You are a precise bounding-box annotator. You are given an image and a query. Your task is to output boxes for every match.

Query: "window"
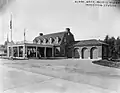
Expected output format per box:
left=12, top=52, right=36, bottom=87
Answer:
left=56, top=36, right=60, bottom=44
left=38, top=40, right=41, bottom=44
left=55, top=47, right=60, bottom=54
left=43, top=38, right=46, bottom=44
left=41, top=40, right=43, bottom=43
left=49, top=37, right=53, bottom=44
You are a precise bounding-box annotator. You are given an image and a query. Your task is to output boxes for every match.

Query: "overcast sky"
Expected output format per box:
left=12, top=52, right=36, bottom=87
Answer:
left=0, top=0, right=120, bottom=44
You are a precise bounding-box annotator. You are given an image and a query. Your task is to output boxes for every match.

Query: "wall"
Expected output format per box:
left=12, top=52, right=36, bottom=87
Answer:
left=68, top=45, right=102, bottom=59
left=102, top=45, right=108, bottom=59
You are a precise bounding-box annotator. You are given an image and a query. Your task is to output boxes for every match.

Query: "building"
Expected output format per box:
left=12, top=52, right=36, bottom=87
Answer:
left=67, top=39, right=108, bottom=59
left=7, top=28, right=108, bottom=59
left=0, top=45, right=7, bottom=56
left=7, top=28, right=75, bottom=59
left=33, top=28, right=75, bottom=58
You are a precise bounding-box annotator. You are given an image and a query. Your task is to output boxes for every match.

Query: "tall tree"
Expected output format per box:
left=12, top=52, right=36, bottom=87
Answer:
left=115, top=37, right=120, bottom=58
left=104, top=35, right=109, bottom=44
left=104, top=35, right=117, bottom=59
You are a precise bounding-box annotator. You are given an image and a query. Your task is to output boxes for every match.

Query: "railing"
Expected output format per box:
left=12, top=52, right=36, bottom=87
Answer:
left=15, top=41, right=33, bottom=44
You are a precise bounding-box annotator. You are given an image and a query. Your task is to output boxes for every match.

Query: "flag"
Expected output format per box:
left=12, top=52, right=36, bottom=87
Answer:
left=24, top=28, right=26, bottom=42
left=10, top=19, right=12, bottom=29
left=10, top=13, right=13, bottom=30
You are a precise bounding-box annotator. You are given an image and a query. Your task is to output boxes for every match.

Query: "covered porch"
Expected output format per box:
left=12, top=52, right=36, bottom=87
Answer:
left=7, top=43, right=55, bottom=59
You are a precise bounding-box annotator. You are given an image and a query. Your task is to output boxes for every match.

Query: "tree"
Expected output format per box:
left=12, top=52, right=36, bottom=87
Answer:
left=115, top=37, right=120, bottom=58
left=104, top=35, right=117, bottom=59
left=104, top=35, right=109, bottom=44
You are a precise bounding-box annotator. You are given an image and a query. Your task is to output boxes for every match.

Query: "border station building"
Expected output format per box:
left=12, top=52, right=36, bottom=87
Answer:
left=7, top=28, right=108, bottom=59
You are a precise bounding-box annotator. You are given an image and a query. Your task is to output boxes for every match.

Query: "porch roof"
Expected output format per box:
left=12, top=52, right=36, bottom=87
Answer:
left=8, top=42, right=55, bottom=47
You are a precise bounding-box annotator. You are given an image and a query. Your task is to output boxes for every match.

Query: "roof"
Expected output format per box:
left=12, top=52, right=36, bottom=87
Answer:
left=73, top=39, right=108, bottom=46
left=0, top=47, right=5, bottom=51
left=34, top=31, right=67, bottom=45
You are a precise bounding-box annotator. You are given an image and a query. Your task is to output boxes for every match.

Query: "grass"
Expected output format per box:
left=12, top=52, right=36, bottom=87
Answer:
left=92, top=60, right=120, bottom=69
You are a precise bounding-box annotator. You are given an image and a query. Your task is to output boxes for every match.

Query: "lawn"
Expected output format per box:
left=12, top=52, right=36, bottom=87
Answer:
left=92, top=60, right=120, bottom=69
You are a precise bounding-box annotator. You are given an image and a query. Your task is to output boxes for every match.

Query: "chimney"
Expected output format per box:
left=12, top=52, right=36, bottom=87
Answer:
left=66, top=28, right=70, bottom=32
left=39, top=33, right=43, bottom=36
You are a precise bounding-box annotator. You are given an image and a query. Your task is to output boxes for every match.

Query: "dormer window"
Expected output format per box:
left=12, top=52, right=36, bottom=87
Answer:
left=41, top=40, right=43, bottom=43
left=38, top=40, right=41, bottom=44
left=43, top=38, right=47, bottom=44
left=49, top=37, right=54, bottom=44
left=56, top=36, right=60, bottom=44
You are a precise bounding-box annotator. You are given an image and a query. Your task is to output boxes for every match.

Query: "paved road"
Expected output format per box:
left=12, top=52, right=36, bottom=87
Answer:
left=0, top=59, right=120, bottom=93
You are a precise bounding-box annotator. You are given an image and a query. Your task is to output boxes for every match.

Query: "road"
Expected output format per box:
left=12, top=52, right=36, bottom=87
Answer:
left=0, top=59, right=120, bottom=93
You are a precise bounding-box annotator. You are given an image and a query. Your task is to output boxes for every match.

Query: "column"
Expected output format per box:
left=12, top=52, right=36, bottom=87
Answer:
left=23, top=45, right=25, bottom=58
left=25, top=46, right=27, bottom=58
left=79, top=48, right=82, bottom=59
left=52, top=47, right=54, bottom=57
left=17, top=46, right=19, bottom=57
left=7, top=46, right=9, bottom=57
left=88, top=49, right=90, bottom=59
left=44, top=47, right=46, bottom=58
left=36, top=46, right=37, bottom=58
left=11, top=46, right=13, bottom=57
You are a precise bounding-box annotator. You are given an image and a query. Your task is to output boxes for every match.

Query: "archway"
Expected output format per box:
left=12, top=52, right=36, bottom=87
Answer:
left=90, top=47, right=98, bottom=59
left=74, top=48, right=80, bottom=58
left=81, top=47, right=89, bottom=59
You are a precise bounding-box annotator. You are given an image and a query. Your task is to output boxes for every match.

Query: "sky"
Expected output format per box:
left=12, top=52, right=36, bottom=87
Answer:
left=0, top=0, right=120, bottom=44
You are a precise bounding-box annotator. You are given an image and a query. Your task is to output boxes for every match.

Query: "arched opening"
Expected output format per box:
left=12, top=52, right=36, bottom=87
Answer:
left=74, top=48, right=80, bottom=58
left=90, top=47, right=98, bottom=59
left=81, top=47, right=89, bottom=59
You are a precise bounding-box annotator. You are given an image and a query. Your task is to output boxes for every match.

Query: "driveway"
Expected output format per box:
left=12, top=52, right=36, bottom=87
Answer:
left=0, top=59, right=120, bottom=93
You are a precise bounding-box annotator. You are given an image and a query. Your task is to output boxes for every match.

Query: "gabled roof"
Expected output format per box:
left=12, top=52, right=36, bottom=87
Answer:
left=34, top=31, right=67, bottom=45
left=73, top=39, right=108, bottom=46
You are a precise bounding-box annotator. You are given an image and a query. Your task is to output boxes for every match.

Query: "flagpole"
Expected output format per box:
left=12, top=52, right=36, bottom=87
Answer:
left=24, top=28, right=26, bottom=43
left=7, top=33, right=9, bottom=42
left=10, top=13, right=13, bottom=42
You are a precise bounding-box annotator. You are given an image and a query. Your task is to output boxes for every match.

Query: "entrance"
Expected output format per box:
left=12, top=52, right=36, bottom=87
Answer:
left=82, top=47, right=89, bottom=59
left=90, top=47, right=98, bottom=59
left=74, top=48, right=80, bottom=58
left=46, top=48, right=52, bottom=57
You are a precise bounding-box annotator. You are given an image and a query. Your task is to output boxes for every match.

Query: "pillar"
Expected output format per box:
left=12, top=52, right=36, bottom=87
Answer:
left=36, top=46, right=37, bottom=58
left=25, top=46, right=27, bottom=58
left=7, top=46, right=9, bottom=57
left=88, top=48, right=90, bottom=59
left=52, top=47, right=54, bottom=57
left=17, top=46, right=19, bottom=57
left=23, top=45, right=25, bottom=58
left=11, top=46, right=13, bottom=57
left=44, top=47, right=46, bottom=58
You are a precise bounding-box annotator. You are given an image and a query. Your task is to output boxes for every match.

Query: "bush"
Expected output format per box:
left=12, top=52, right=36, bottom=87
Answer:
left=92, top=60, right=120, bottom=68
